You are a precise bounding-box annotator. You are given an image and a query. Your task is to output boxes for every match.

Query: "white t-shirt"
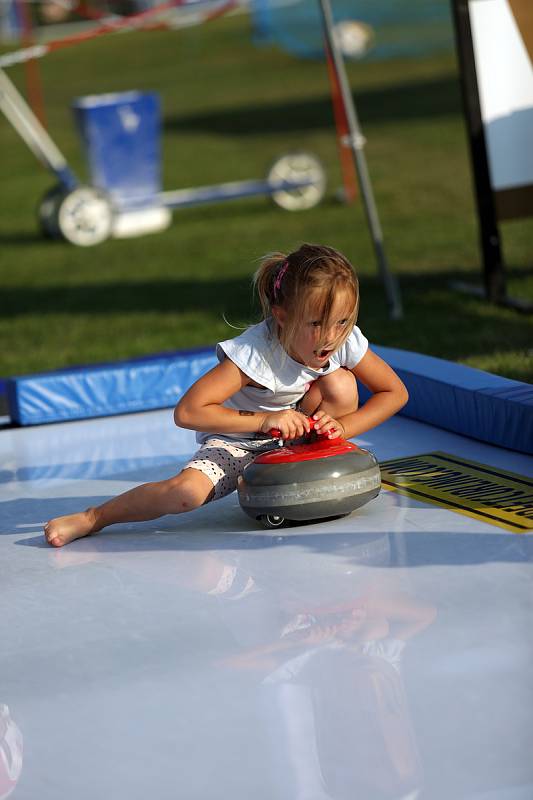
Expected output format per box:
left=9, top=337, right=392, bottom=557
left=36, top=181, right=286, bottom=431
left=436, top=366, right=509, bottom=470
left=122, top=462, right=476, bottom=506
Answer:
left=196, top=318, right=368, bottom=449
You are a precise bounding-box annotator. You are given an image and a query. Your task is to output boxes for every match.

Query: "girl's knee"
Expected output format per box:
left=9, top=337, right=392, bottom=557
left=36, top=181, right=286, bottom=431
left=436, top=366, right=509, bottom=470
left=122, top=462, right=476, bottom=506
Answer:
left=309, top=368, right=358, bottom=414
left=166, top=470, right=214, bottom=512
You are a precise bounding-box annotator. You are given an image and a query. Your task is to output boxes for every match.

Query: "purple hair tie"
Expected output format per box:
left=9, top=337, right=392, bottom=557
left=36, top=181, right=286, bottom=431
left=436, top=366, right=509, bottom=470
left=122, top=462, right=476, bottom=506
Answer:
left=273, top=260, right=289, bottom=301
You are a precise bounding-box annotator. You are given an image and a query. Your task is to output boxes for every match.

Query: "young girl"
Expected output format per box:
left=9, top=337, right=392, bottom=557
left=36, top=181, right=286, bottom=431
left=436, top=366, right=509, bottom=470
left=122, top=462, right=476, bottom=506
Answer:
left=44, top=243, right=408, bottom=548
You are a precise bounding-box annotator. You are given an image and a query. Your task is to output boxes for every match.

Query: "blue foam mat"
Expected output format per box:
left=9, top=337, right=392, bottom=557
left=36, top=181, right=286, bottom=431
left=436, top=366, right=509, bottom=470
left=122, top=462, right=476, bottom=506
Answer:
left=6, top=345, right=533, bottom=454
left=359, top=347, right=533, bottom=455
left=6, top=347, right=217, bottom=426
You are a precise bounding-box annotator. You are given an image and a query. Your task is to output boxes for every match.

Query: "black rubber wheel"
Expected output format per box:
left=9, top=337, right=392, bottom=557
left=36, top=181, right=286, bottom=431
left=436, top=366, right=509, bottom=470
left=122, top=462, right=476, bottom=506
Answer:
left=37, top=184, right=66, bottom=239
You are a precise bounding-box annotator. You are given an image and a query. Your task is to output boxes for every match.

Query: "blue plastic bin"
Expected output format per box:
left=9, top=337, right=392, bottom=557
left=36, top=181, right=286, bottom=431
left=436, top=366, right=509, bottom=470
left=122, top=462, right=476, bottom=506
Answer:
left=72, top=91, right=162, bottom=210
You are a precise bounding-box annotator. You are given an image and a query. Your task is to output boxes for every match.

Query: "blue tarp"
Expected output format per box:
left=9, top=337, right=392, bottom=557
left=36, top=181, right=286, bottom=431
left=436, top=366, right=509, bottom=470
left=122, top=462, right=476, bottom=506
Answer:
left=5, top=345, right=533, bottom=455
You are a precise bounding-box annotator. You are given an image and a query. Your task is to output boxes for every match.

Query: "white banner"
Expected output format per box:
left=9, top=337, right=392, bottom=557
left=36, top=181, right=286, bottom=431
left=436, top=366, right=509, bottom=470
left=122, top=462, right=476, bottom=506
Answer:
left=469, top=0, right=533, bottom=217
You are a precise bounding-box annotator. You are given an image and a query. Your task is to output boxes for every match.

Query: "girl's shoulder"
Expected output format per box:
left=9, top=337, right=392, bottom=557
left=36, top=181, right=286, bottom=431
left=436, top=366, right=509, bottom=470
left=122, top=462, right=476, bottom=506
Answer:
left=217, top=319, right=274, bottom=356
left=216, top=319, right=278, bottom=390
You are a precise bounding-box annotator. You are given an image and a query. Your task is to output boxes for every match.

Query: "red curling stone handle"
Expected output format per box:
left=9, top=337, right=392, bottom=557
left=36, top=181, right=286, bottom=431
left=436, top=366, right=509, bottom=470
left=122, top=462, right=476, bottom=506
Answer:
left=269, top=418, right=333, bottom=440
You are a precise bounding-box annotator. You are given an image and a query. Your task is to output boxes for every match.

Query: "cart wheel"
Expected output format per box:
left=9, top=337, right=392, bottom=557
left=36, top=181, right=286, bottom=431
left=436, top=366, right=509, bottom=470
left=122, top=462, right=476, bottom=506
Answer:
left=259, top=514, right=289, bottom=529
left=38, top=185, right=114, bottom=246
left=268, top=152, right=326, bottom=211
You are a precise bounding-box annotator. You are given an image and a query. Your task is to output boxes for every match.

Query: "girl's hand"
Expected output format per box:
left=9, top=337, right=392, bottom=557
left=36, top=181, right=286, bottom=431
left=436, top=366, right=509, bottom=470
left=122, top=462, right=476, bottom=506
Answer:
left=312, top=410, right=345, bottom=439
left=259, top=410, right=311, bottom=441
left=299, top=624, right=338, bottom=645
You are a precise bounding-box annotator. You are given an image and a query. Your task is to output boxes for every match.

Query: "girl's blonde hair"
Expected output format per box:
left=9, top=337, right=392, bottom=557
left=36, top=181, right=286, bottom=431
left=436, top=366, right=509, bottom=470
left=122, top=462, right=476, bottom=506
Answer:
left=253, top=243, right=360, bottom=354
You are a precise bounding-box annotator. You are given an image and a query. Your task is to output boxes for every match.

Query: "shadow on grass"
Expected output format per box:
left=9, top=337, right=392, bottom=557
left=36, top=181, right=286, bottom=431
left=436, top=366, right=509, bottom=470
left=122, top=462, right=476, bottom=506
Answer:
left=164, top=75, right=462, bottom=137
left=2, top=276, right=254, bottom=318
left=2, top=268, right=532, bottom=374
left=0, top=231, right=49, bottom=246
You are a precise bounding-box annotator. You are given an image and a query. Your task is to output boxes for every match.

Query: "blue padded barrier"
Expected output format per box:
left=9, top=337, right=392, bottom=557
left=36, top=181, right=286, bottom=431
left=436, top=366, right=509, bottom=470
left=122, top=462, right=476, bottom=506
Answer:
left=6, top=344, right=533, bottom=455
left=6, top=347, right=217, bottom=427
left=361, top=347, right=533, bottom=455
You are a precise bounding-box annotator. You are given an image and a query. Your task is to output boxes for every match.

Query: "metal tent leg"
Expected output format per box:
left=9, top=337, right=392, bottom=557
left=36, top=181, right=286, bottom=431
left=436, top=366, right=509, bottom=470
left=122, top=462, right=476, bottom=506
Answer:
left=0, top=67, right=76, bottom=188
left=317, top=0, right=403, bottom=320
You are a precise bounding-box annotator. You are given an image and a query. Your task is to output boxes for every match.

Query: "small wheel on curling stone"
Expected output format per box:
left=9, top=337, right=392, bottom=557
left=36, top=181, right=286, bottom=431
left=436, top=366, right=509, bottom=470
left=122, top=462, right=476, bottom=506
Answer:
left=259, top=514, right=289, bottom=529
left=268, top=152, right=326, bottom=211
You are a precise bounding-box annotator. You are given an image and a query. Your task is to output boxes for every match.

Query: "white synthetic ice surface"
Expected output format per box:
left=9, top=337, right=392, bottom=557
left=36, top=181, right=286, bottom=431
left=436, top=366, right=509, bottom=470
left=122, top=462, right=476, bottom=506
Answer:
left=1, top=411, right=532, bottom=800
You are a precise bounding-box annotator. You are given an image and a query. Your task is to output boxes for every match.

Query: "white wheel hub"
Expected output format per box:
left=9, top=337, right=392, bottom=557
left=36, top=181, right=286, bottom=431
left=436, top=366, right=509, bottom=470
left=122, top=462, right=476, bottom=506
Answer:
left=268, top=152, right=326, bottom=211
left=57, top=187, right=114, bottom=246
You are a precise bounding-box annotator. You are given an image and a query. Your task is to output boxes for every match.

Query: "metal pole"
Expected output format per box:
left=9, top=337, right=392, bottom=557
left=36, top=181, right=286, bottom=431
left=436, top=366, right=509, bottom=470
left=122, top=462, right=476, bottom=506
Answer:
left=0, top=68, right=77, bottom=188
left=317, top=0, right=403, bottom=320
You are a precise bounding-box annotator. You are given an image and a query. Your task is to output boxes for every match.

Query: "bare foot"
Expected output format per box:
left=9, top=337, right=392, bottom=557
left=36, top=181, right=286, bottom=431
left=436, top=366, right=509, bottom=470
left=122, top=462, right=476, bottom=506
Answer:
left=44, top=508, right=100, bottom=547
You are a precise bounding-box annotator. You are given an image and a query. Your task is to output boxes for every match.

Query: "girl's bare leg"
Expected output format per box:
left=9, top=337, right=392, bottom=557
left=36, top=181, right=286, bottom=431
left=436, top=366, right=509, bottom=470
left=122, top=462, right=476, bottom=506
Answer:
left=44, top=468, right=215, bottom=548
left=299, top=368, right=358, bottom=421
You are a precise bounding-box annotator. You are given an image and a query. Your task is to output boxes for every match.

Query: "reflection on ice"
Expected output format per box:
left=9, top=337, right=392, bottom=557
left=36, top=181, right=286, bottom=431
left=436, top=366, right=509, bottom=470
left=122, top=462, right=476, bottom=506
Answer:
left=157, top=535, right=435, bottom=800
left=0, top=705, right=22, bottom=800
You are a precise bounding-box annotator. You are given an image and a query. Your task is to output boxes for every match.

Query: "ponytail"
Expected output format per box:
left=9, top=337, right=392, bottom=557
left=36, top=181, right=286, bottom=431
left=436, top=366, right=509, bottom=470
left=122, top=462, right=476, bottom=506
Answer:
left=253, top=251, right=288, bottom=319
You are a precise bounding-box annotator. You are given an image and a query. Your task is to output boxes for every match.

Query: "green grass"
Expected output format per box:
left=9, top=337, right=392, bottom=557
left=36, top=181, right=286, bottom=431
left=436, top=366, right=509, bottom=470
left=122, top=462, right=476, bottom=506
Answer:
left=1, top=15, right=532, bottom=383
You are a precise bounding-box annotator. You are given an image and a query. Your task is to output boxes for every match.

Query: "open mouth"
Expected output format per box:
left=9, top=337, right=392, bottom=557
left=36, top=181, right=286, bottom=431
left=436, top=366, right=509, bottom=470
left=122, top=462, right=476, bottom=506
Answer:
left=314, top=348, right=332, bottom=359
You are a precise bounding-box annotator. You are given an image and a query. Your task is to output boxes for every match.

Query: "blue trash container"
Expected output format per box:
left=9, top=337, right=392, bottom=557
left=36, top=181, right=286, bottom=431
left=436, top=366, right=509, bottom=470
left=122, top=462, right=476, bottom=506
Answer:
left=72, top=91, right=162, bottom=211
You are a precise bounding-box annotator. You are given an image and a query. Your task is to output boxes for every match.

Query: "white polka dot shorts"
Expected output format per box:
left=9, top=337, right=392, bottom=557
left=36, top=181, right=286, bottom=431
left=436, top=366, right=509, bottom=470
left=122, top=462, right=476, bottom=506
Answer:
left=184, top=438, right=260, bottom=501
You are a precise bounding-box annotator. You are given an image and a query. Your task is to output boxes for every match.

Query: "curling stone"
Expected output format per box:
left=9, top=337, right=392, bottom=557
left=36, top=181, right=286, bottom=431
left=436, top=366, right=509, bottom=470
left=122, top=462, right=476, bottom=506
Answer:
left=237, top=425, right=381, bottom=529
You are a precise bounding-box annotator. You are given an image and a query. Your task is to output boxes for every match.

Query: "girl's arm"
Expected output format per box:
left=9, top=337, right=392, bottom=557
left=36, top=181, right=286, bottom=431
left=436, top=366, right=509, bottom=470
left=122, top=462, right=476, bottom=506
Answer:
left=338, top=348, right=408, bottom=438
left=174, top=357, right=311, bottom=439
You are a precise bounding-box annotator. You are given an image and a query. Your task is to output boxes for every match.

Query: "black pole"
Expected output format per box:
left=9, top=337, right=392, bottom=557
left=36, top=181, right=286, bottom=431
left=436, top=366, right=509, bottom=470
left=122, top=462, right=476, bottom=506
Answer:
left=450, top=0, right=506, bottom=304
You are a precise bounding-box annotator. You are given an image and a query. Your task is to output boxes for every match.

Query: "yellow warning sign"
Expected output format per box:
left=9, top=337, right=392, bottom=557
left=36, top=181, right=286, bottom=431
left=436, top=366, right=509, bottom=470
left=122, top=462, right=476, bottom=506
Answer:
left=380, top=452, right=533, bottom=533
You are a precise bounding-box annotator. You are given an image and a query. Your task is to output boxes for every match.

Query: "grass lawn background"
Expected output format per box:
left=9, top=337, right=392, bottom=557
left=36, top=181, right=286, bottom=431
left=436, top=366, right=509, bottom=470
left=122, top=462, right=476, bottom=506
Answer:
left=1, top=12, right=532, bottom=385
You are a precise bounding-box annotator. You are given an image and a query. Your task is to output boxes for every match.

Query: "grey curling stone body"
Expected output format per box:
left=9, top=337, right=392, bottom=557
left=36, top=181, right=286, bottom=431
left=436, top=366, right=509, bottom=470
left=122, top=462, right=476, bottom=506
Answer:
left=238, top=438, right=381, bottom=527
